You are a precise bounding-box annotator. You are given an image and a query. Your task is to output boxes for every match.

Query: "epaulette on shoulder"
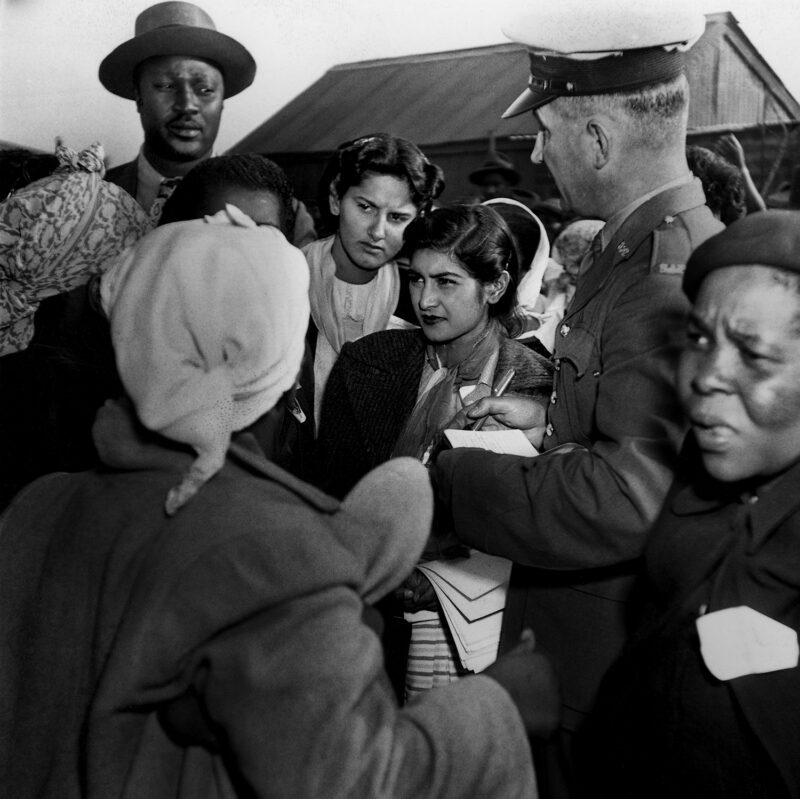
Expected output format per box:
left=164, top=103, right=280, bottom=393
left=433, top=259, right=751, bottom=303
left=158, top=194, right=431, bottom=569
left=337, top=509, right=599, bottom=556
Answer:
left=649, top=214, right=693, bottom=277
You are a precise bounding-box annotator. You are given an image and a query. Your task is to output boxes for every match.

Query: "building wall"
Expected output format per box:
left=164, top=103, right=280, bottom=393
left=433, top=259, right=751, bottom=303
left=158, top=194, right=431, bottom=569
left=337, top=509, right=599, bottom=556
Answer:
left=271, top=123, right=799, bottom=225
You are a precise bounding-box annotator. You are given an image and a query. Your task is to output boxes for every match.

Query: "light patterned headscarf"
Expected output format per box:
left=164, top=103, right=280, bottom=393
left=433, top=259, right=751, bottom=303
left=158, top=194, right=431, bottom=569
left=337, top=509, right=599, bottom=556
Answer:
left=101, top=206, right=311, bottom=515
left=0, top=142, right=151, bottom=355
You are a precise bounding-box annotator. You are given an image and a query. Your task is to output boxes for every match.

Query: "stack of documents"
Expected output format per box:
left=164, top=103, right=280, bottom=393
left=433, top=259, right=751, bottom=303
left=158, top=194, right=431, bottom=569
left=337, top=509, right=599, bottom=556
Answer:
left=417, top=551, right=512, bottom=673
left=443, top=428, right=538, bottom=456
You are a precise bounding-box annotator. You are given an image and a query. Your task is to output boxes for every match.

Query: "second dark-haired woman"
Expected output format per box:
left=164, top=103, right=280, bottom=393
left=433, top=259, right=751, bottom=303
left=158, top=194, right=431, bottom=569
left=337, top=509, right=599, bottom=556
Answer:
left=317, top=204, right=553, bottom=698
left=302, top=133, right=445, bottom=424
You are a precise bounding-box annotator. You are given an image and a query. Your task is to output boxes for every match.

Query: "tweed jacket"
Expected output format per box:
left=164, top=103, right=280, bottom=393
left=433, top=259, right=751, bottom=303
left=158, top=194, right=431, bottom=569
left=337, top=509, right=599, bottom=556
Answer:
left=0, top=416, right=537, bottom=799
left=433, top=180, right=724, bottom=729
left=317, top=327, right=553, bottom=499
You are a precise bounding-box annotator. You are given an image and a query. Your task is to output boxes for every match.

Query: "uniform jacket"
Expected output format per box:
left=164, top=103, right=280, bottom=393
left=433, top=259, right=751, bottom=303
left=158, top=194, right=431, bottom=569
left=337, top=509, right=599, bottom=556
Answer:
left=0, top=412, right=537, bottom=799
left=585, top=445, right=800, bottom=798
left=317, top=327, right=553, bottom=499
left=434, top=180, right=723, bottom=728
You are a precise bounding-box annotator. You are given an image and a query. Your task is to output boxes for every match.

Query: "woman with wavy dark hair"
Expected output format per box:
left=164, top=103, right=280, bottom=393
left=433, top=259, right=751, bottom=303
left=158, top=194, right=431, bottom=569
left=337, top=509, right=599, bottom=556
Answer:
left=317, top=204, right=553, bottom=700
left=303, top=133, right=445, bottom=423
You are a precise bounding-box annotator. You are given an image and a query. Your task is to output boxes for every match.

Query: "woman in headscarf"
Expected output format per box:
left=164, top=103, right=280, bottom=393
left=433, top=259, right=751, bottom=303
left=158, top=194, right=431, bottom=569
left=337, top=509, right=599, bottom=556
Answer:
left=302, top=133, right=445, bottom=424
left=0, top=207, right=559, bottom=798
left=317, top=204, right=553, bottom=700
left=481, top=196, right=559, bottom=356
left=0, top=142, right=150, bottom=507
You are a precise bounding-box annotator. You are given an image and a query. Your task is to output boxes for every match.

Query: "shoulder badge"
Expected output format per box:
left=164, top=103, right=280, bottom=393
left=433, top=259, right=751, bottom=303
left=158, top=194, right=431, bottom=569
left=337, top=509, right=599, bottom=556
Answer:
left=650, top=220, right=691, bottom=277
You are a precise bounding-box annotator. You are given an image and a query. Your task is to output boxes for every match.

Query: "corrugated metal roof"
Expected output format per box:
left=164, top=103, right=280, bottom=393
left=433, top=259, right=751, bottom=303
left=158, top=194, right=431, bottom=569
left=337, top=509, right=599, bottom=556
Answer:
left=231, top=12, right=800, bottom=155
left=233, top=43, right=533, bottom=153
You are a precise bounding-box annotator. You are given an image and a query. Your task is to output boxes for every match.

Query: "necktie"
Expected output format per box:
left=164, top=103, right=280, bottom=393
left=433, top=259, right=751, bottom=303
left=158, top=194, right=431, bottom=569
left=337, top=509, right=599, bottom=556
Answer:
left=578, top=231, right=604, bottom=276
left=149, top=177, right=181, bottom=225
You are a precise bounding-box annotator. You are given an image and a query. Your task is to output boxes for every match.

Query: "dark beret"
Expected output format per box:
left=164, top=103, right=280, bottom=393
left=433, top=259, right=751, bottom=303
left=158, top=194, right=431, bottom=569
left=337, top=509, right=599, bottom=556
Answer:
left=683, top=210, right=800, bottom=301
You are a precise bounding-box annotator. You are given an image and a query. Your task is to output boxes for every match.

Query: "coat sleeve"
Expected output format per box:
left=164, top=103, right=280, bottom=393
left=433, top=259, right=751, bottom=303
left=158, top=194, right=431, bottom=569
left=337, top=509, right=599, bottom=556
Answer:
left=315, top=343, right=371, bottom=498
left=433, top=268, right=688, bottom=571
left=189, top=588, right=538, bottom=799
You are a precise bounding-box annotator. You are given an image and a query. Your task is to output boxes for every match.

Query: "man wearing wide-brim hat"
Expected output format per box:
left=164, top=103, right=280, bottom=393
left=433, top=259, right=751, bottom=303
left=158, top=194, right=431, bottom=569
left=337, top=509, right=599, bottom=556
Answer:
left=100, top=1, right=256, bottom=216
left=431, top=2, right=724, bottom=796
left=468, top=149, right=541, bottom=206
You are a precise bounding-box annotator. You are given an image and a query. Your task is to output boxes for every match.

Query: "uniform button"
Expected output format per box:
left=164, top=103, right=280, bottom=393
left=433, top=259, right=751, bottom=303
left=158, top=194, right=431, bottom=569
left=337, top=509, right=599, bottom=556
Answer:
left=554, top=358, right=561, bottom=371
left=545, top=423, right=554, bottom=437
left=560, top=324, right=570, bottom=337
left=550, top=391, right=557, bottom=405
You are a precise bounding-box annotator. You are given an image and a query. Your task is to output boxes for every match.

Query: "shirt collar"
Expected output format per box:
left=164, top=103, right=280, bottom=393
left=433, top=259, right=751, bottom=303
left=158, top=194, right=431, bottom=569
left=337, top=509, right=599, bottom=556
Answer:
left=135, top=149, right=217, bottom=212
left=135, top=148, right=166, bottom=212
left=599, top=173, right=694, bottom=252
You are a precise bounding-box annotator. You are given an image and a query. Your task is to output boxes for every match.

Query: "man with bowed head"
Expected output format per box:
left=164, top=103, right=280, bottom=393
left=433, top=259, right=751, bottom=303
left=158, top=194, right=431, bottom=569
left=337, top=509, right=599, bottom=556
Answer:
left=430, top=2, right=724, bottom=796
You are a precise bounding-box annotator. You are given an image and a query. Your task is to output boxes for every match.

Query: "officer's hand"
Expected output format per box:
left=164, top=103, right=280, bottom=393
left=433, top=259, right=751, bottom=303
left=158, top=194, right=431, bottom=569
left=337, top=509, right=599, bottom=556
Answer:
left=465, top=396, right=547, bottom=434
left=483, top=629, right=561, bottom=739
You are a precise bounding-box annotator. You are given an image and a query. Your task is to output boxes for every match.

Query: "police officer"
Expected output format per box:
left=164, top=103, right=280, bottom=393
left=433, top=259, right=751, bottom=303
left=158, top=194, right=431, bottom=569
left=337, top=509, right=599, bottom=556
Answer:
left=430, top=3, right=724, bottom=797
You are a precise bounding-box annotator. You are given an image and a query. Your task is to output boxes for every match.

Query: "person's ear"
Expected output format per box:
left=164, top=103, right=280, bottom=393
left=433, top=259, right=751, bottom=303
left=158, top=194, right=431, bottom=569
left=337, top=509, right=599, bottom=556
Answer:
left=328, top=182, right=341, bottom=217
left=486, top=270, right=510, bottom=305
left=587, top=119, right=611, bottom=169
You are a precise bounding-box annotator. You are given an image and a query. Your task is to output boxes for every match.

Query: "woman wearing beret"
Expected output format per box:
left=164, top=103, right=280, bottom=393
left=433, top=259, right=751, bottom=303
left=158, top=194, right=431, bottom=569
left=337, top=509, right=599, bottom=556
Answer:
left=584, top=210, right=800, bottom=799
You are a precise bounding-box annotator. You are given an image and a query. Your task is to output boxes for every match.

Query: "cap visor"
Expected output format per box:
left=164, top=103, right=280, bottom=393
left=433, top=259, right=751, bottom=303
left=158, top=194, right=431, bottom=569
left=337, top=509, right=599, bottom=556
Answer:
left=501, top=87, right=555, bottom=119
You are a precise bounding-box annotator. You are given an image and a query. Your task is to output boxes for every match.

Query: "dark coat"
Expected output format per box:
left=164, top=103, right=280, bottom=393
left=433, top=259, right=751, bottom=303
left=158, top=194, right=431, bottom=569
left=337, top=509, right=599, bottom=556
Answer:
left=584, top=444, right=800, bottom=799
left=433, top=180, right=724, bottom=733
left=0, top=418, right=537, bottom=799
left=105, top=159, right=138, bottom=198
left=317, top=328, right=553, bottom=499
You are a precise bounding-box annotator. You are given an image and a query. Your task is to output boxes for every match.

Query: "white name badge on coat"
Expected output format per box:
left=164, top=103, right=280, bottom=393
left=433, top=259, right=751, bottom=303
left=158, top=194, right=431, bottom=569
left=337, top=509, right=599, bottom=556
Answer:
left=696, top=606, right=799, bottom=681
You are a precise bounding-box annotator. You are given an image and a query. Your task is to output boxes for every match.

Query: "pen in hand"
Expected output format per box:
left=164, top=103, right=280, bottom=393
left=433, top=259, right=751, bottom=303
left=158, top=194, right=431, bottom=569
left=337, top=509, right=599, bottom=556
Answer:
left=470, top=368, right=515, bottom=431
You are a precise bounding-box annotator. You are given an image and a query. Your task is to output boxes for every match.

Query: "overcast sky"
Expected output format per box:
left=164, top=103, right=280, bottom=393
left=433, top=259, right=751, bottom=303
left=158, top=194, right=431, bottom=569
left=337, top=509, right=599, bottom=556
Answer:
left=2, top=0, right=799, bottom=166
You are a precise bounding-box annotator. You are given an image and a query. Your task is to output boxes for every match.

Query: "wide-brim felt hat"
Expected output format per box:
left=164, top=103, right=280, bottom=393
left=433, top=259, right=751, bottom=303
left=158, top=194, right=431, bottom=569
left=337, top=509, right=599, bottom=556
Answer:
left=99, top=2, right=256, bottom=100
left=469, top=152, right=521, bottom=185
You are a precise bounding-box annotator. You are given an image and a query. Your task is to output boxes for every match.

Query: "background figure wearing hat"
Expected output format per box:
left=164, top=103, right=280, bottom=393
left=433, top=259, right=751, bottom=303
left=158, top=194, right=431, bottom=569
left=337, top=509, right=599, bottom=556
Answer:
left=429, top=3, right=723, bottom=797
left=582, top=211, right=800, bottom=799
left=0, top=210, right=559, bottom=798
left=98, top=2, right=317, bottom=247
left=469, top=149, right=540, bottom=206
left=99, top=2, right=255, bottom=217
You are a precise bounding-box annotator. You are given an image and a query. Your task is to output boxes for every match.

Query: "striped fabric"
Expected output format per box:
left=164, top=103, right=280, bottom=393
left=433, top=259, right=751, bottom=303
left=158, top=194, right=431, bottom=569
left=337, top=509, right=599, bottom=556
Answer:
left=405, top=613, right=467, bottom=702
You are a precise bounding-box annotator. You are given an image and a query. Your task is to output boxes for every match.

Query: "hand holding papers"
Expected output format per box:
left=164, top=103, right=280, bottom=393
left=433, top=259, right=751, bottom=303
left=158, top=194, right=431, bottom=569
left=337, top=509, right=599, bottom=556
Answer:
left=416, top=551, right=512, bottom=673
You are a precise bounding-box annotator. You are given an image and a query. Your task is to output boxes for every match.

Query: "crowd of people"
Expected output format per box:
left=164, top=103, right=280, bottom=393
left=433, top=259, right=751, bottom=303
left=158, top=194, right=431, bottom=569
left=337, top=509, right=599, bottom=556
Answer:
left=1, top=1, right=799, bottom=798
